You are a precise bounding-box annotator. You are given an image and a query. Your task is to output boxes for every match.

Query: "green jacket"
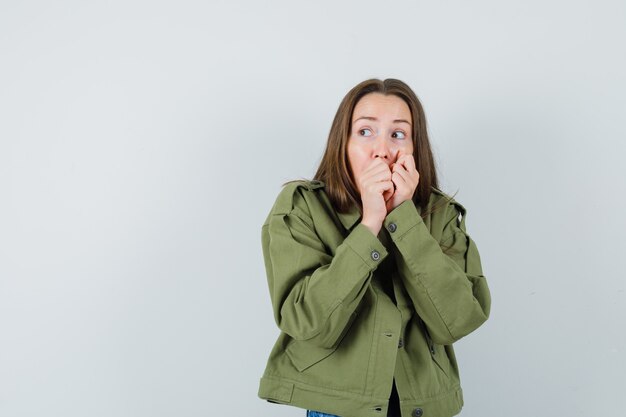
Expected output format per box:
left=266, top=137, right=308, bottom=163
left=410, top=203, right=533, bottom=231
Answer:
left=257, top=180, right=491, bottom=417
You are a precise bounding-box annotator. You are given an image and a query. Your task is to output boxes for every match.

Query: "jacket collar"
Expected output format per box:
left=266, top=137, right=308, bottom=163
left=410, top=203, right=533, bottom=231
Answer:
left=337, top=203, right=362, bottom=231
left=311, top=179, right=362, bottom=231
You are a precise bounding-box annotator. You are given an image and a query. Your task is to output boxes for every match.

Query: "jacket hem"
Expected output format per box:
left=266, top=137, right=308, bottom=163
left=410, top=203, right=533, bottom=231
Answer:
left=258, top=375, right=463, bottom=417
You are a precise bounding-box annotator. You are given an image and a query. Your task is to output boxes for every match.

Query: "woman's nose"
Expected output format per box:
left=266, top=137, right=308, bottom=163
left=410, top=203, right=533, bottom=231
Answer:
left=373, top=138, right=391, bottom=160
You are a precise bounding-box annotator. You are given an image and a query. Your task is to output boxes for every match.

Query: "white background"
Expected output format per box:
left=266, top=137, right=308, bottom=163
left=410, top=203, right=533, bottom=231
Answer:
left=1, top=1, right=625, bottom=416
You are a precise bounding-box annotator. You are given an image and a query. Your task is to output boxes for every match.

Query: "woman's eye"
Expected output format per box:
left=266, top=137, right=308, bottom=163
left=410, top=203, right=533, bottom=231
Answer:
left=392, top=131, right=406, bottom=139
left=359, top=128, right=373, bottom=137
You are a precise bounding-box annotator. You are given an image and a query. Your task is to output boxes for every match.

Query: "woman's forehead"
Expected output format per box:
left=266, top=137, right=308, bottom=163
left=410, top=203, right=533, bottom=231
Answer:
left=352, top=94, right=412, bottom=124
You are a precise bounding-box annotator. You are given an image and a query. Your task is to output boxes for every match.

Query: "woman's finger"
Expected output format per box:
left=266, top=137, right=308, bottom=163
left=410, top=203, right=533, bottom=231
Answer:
left=392, top=165, right=409, bottom=185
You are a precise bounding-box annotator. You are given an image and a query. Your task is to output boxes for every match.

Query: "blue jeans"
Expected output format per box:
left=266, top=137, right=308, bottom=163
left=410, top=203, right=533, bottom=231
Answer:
left=307, top=411, right=340, bottom=417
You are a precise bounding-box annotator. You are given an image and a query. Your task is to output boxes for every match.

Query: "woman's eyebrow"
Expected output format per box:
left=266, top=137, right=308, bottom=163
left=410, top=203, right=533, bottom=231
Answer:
left=353, top=116, right=411, bottom=125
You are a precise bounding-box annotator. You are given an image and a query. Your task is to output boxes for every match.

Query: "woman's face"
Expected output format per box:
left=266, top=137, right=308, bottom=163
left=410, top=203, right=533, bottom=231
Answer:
left=347, top=93, right=414, bottom=194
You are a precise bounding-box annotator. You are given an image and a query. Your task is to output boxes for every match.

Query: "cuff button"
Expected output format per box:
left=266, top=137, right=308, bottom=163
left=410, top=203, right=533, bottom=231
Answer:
left=387, top=223, right=397, bottom=233
left=371, top=250, right=380, bottom=261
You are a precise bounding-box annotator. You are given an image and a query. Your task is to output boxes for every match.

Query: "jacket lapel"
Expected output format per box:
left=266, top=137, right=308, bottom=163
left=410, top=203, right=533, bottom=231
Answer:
left=337, top=203, right=361, bottom=231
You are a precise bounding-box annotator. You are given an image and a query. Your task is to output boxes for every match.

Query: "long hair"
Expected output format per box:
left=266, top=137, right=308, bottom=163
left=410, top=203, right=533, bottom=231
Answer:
left=285, top=78, right=452, bottom=217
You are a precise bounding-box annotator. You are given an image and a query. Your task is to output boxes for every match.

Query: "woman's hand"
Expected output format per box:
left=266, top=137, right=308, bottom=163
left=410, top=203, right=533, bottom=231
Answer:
left=358, top=157, right=395, bottom=236
left=385, top=149, right=420, bottom=213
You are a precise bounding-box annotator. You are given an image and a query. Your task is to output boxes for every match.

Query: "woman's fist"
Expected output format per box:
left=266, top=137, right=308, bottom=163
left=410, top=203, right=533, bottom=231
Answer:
left=385, top=149, right=420, bottom=213
left=357, top=157, right=394, bottom=235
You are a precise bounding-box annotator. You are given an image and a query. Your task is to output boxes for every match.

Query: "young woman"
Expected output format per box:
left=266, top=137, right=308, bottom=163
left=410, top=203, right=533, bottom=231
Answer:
left=257, top=78, right=491, bottom=417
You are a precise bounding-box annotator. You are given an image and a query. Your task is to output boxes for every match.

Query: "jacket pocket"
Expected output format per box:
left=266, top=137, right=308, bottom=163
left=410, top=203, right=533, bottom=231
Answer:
left=430, top=343, right=451, bottom=379
left=285, top=310, right=358, bottom=372
left=419, top=317, right=450, bottom=379
left=285, top=339, right=339, bottom=372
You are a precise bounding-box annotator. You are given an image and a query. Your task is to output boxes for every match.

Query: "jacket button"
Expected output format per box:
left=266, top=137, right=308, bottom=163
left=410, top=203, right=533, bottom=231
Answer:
left=398, top=337, right=404, bottom=348
left=387, top=222, right=397, bottom=233
left=371, top=250, right=380, bottom=261
left=412, top=408, right=423, bottom=417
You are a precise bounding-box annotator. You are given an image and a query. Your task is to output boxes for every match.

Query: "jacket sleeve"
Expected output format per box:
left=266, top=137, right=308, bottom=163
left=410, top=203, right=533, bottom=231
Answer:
left=262, top=199, right=389, bottom=349
left=384, top=198, right=491, bottom=345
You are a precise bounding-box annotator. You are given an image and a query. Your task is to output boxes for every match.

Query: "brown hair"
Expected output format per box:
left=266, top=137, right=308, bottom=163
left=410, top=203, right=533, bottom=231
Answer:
left=284, top=78, right=455, bottom=218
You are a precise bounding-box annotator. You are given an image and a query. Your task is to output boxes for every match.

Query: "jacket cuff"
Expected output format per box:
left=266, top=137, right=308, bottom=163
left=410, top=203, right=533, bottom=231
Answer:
left=344, top=223, right=389, bottom=270
left=383, top=199, right=423, bottom=237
